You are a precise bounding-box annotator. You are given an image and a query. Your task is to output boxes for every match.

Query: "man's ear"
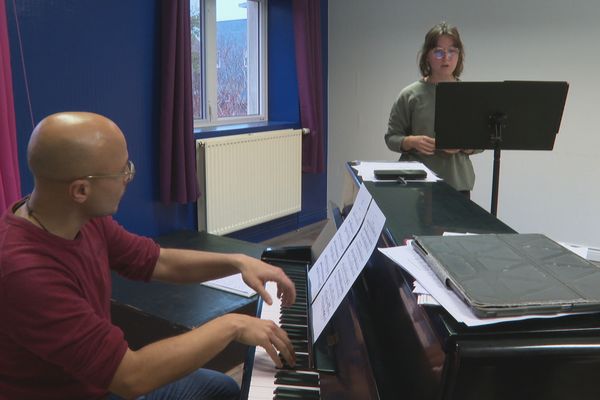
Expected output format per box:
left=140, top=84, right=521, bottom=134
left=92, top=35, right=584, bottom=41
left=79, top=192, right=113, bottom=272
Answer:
left=69, top=179, right=90, bottom=204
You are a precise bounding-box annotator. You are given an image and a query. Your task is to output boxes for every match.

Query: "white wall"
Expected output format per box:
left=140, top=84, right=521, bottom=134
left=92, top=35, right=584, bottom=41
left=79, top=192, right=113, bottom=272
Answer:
left=328, top=0, right=600, bottom=248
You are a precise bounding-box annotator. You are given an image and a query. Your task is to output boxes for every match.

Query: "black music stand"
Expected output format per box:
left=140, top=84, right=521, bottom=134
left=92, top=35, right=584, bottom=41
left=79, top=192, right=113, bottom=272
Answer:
left=434, top=81, right=569, bottom=216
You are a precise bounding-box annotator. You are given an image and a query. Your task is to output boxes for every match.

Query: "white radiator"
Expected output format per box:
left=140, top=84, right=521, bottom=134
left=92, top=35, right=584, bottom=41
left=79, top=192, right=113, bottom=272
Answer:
left=196, top=129, right=302, bottom=235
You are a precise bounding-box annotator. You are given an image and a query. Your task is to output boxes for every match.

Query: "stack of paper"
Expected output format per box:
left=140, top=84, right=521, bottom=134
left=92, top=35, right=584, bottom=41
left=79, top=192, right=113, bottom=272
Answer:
left=202, top=274, right=257, bottom=297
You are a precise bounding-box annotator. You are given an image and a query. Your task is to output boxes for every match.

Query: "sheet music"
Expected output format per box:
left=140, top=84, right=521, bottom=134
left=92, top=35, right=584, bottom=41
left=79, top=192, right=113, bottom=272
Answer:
left=311, top=200, right=386, bottom=342
left=413, top=281, right=440, bottom=305
left=351, top=161, right=441, bottom=182
left=379, top=244, right=583, bottom=326
left=202, top=274, right=256, bottom=297
left=558, top=242, right=588, bottom=259
left=308, top=184, right=372, bottom=300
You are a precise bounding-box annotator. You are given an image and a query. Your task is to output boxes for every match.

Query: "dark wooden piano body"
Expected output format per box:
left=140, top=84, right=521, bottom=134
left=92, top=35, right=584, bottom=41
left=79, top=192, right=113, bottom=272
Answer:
left=351, top=167, right=600, bottom=400
left=242, top=163, right=600, bottom=399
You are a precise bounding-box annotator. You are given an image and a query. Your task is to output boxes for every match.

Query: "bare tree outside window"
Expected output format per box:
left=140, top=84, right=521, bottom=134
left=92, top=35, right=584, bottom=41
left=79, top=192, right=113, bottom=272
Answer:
left=217, top=18, right=248, bottom=117
left=190, top=2, right=204, bottom=120
left=190, top=0, right=266, bottom=127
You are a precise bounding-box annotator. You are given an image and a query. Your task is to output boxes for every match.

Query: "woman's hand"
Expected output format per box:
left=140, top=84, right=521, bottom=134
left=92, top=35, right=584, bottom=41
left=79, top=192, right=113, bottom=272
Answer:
left=403, top=135, right=436, bottom=155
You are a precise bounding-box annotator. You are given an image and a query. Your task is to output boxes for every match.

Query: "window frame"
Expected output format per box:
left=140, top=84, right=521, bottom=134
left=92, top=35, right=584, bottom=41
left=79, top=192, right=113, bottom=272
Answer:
left=193, top=0, right=269, bottom=129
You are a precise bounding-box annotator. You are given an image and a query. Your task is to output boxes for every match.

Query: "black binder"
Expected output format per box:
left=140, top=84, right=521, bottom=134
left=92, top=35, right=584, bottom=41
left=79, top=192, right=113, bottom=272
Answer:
left=412, top=233, right=600, bottom=318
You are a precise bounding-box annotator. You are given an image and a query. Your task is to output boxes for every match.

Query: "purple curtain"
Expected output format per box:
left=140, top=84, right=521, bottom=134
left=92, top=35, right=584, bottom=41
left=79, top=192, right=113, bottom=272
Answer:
left=0, top=0, right=21, bottom=211
left=158, top=0, right=199, bottom=204
left=293, top=0, right=325, bottom=174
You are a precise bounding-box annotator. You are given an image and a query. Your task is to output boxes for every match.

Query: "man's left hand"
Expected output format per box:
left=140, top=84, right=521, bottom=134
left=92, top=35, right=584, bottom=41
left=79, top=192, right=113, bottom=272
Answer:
left=237, top=256, right=296, bottom=306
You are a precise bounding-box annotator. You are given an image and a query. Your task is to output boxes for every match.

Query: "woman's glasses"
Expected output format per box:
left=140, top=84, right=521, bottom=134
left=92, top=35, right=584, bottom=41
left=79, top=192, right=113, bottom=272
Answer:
left=432, top=47, right=460, bottom=60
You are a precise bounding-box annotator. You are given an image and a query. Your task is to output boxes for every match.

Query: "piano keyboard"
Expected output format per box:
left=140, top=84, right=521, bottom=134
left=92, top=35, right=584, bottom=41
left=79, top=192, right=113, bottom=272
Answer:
left=246, top=265, right=321, bottom=399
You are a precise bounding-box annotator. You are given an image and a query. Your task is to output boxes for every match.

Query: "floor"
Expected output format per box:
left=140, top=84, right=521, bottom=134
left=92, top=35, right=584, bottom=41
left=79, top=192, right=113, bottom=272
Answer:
left=225, top=219, right=328, bottom=385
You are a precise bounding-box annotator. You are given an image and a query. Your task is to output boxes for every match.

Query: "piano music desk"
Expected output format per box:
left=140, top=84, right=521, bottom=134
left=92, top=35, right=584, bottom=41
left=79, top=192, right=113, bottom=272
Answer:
left=111, top=230, right=263, bottom=374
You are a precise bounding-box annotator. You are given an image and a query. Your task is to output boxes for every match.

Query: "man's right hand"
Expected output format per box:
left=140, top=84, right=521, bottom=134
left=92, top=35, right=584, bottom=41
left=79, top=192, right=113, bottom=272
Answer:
left=227, top=314, right=296, bottom=368
left=110, top=311, right=295, bottom=398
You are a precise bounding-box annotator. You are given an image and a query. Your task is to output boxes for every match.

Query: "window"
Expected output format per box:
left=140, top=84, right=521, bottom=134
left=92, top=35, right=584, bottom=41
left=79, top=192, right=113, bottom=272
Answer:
left=190, top=0, right=267, bottom=128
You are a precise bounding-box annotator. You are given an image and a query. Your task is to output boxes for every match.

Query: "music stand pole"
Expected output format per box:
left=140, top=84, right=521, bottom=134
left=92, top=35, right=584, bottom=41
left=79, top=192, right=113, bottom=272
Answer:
left=491, top=148, right=500, bottom=216
left=489, top=113, right=507, bottom=216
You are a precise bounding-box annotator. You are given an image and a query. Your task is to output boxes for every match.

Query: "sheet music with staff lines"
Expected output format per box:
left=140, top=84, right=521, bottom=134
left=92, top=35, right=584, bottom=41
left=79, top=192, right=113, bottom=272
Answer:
left=308, top=184, right=373, bottom=298
left=309, top=184, right=386, bottom=342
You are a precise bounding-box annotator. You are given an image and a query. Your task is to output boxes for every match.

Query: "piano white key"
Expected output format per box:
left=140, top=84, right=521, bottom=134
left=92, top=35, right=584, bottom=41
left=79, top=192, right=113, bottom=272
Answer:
left=259, top=282, right=282, bottom=322
left=247, top=282, right=283, bottom=397
left=247, top=349, right=279, bottom=399
left=247, top=281, right=320, bottom=399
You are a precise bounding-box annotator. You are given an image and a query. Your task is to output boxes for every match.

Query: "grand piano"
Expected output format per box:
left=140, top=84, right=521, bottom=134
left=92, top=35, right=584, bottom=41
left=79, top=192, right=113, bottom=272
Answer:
left=240, top=162, right=600, bottom=399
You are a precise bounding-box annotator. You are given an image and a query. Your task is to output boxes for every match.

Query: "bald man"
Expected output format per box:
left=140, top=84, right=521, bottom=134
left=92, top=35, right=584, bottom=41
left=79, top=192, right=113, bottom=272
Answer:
left=0, top=112, right=296, bottom=400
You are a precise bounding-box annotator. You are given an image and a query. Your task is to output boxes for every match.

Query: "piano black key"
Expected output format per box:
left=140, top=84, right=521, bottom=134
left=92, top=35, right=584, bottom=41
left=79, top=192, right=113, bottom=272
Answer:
left=273, top=386, right=320, bottom=399
left=281, top=308, right=307, bottom=317
left=281, top=327, right=307, bottom=341
left=282, top=308, right=305, bottom=313
left=285, top=304, right=307, bottom=312
left=279, top=353, right=310, bottom=369
left=280, top=315, right=308, bottom=325
left=285, top=267, right=306, bottom=274
left=275, top=370, right=320, bottom=387
left=291, top=341, right=309, bottom=353
left=284, top=268, right=304, bottom=274
left=281, top=324, right=307, bottom=334
left=284, top=274, right=306, bottom=282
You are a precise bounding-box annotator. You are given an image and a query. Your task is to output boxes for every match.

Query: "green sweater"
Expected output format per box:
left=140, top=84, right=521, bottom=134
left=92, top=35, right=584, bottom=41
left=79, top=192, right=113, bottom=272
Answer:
left=385, top=80, right=477, bottom=191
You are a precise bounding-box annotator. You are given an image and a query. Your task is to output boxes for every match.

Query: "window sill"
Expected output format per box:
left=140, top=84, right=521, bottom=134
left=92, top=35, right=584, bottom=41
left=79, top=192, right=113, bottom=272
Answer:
left=194, top=121, right=299, bottom=140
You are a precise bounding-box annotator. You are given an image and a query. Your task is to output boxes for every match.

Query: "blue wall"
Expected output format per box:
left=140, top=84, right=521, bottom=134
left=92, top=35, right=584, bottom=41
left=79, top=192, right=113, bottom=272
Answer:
left=6, top=0, right=327, bottom=241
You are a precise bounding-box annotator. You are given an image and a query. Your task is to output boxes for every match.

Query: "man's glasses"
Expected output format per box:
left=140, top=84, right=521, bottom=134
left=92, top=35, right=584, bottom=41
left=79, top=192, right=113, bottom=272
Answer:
left=432, top=47, right=460, bottom=60
left=84, top=160, right=136, bottom=183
